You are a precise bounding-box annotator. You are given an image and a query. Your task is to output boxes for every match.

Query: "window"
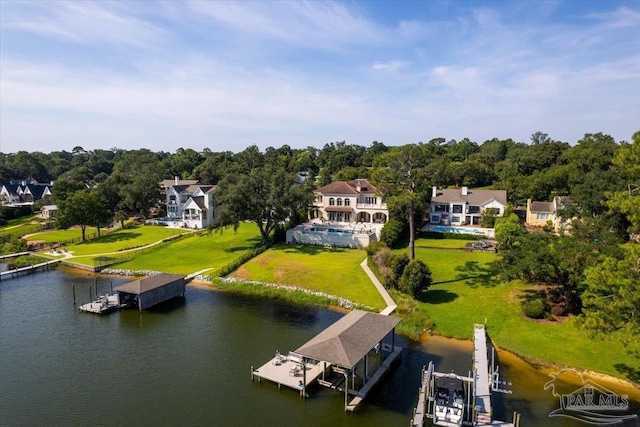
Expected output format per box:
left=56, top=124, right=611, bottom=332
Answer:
left=536, top=213, right=550, bottom=220
left=329, top=198, right=335, bottom=206
left=452, top=216, right=461, bottom=223
left=344, top=198, right=350, bottom=206
left=317, top=195, right=323, bottom=203
left=453, top=205, right=463, bottom=214
left=468, top=206, right=480, bottom=214
left=344, top=213, right=351, bottom=222
left=365, top=196, right=377, bottom=205
left=329, top=212, right=336, bottom=221
left=337, top=198, right=342, bottom=206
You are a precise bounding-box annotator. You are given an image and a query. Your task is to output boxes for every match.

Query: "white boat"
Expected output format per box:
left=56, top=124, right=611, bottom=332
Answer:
left=433, top=374, right=466, bottom=426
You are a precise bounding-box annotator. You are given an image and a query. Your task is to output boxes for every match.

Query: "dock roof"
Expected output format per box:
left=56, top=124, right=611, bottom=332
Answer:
left=115, top=273, right=184, bottom=295
left=295, top=310, right=400, bottom=369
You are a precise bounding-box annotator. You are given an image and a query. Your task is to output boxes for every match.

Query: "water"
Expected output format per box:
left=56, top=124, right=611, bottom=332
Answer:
left=1, top=269, right=639, bottom=426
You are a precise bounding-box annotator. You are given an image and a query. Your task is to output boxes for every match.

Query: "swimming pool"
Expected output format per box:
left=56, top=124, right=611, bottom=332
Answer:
left=428, top=225, right=485, bottom=235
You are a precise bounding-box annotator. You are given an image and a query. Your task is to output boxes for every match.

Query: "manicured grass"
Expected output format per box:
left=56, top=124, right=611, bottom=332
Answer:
left=114, top=223, right=261, bottom=275
left=26, top=226, right=99, bottom=243
left=0, top=215, right=40, bottom=228
left=231, top=244, right=386, bottom=310
left=57, top=225, right=189, bottom=256
left=404, top=238, right=639, bottom=382
left=0, top=222, right=43, bottom=239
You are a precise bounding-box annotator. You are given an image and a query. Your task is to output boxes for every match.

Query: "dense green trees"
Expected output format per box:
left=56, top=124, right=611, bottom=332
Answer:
left=213, top=148, right=311, bottom=245
left=2, top=131, right=640, bottom=339
left=57, top=190, right=110, bottom=241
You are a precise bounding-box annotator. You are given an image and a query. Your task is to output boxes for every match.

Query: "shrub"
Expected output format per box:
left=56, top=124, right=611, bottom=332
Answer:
left=380, top=218, right=405, bottom=248
left=521, top=299, right=547, bottom=319
left=365, top=240, right=386, bottom=256
left=550, top=305, right=565, bottom=317
left=399, top=259, right=432, bottom=298
left=373, top=247, right=394, bottom=285
left=389, top=253, right=409, bottom=290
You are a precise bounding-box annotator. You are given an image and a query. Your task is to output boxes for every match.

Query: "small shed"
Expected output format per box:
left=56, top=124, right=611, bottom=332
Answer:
left=40, top=204, right=58, bottom=219
left=115, top=273, right=185, bottom=311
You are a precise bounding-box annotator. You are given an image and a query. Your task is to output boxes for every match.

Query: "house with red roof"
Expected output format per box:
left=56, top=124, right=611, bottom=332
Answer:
left=310, top=179, right=388, bottom=225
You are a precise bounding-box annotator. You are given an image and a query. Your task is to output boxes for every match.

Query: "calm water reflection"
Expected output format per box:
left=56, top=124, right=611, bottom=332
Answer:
left=1, top=268, right=638, bottom=426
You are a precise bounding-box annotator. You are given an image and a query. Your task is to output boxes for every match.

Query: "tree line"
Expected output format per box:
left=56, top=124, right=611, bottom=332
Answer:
left=1, top=131, right=639, bottom=347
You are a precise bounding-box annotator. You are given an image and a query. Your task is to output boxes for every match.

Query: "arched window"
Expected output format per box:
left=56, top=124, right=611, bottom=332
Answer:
left=329, top=198, right=335, bottom=206
left=344, top=198, right=350, bottom=206
left=337, top=198, right=343, bottom=206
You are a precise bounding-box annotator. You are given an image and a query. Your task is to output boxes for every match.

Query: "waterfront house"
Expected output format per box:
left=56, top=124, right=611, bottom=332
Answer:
left=0, top=179, right=53, bottom=206
left=429, top=186, right=507, bottom=226
left=310, top=179, right=388, bottom=225
left=165, top=182, right=216, bottom=229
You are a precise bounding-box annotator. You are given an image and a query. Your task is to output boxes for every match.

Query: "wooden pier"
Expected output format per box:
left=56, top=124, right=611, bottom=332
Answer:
left=78, top=294, right=121, bottom=314
left=411, top=324, right=519, bottom=427
left=251, top=351, right=328, bottom=396
left=0, top=259, right=61, bottom=281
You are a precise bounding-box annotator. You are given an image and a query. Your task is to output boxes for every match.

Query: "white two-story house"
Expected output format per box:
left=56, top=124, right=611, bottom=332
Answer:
left=165, top=183, right=216, bottom=229
left=310, top=179, right=388, bottom=225
left=429, top=186, right=507, bottom=226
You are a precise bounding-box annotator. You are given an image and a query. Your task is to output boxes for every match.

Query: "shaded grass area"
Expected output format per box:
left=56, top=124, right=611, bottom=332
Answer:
left=115, top=223, right=261, bottom=275
left=231, top=244, right=386, bottom=310
left=26, top=227, right=98, bottom=243
left=403, top=238, right=640, bottom=382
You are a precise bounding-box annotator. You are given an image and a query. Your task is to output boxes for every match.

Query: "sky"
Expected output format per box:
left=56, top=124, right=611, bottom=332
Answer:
left=1, top=0, right=639, bottom=154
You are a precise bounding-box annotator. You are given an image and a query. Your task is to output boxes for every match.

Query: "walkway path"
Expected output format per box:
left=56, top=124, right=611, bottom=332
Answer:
left=360, top=258, right=397, bottom=315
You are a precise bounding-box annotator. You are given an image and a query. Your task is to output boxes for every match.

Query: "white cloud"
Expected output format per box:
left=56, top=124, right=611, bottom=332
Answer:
left=186, top=0, right=386, bottom=49
left=3, top=1, right=166, bottom=48
left=372, top=60, right=407, bottom=72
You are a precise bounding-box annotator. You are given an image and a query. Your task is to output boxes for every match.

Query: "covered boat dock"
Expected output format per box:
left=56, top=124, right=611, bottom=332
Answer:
left=115, top=273, right=185, bottom=311
left=252, top=310, right=402, bottom=411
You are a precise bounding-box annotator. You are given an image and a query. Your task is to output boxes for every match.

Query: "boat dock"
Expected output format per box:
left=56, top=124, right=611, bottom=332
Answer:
left=411, top=324, right=519, bottom=426
left=252, top=352, right=329, bottom=396
left=345, top=344, right=402, bottom=411
left=0, top=258, right=61, bottom=281
left=78, top=294, right=121, bottom=314
left=253, top=310, right=402, bottom=411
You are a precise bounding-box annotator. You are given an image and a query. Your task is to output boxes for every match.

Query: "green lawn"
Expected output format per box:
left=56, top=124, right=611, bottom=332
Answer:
left=1, top=222, right=43, bottom=240
left=57, top=225, right=189, bottom=256
left=231, top=244, right=386, bottom=310
left=115, top=223, right=261, bottom=275
left=403, top=238, right=639, bottom=382
left=26, top=226, right=98, bottom=243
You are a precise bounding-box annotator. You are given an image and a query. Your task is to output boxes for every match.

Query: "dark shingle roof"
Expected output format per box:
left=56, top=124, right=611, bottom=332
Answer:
left=432, top=188, right=507, bottom=206
left=295, top=310, right=400, bottom=368
left=115, top=273, right=185, bottom=295
left=529, top=201, right=554, bottom=213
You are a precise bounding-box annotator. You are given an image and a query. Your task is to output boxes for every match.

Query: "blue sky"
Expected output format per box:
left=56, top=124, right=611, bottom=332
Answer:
left=1, top=0, right=639, bottom=154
